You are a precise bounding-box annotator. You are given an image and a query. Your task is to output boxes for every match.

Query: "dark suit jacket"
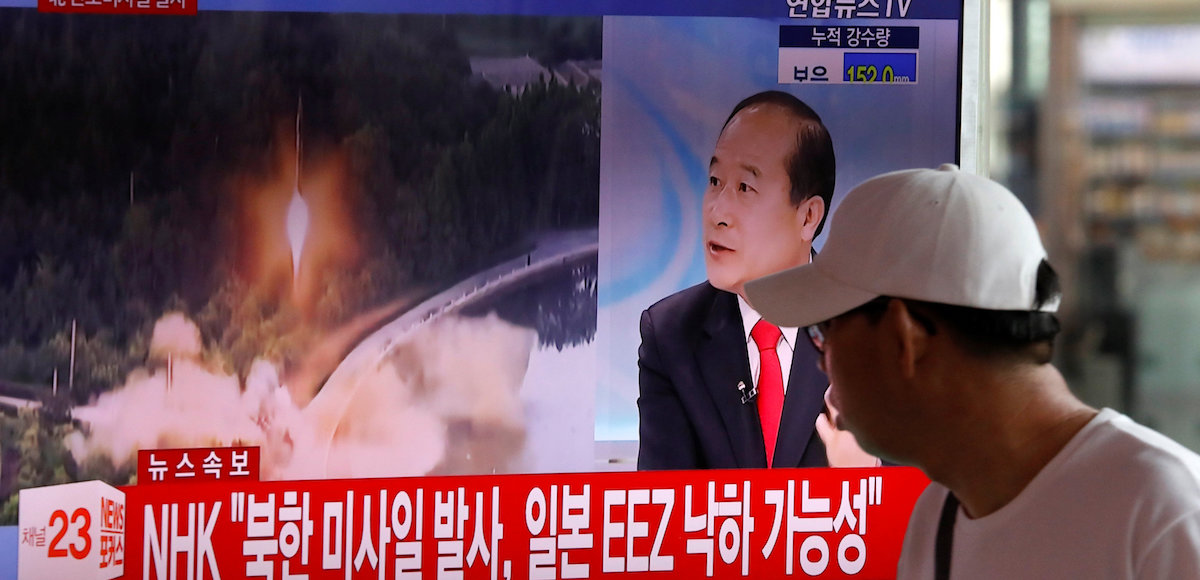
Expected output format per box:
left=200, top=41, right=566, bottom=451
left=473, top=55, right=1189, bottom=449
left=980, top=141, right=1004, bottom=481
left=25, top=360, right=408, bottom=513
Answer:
left=637, top=281, right=829, bottom=469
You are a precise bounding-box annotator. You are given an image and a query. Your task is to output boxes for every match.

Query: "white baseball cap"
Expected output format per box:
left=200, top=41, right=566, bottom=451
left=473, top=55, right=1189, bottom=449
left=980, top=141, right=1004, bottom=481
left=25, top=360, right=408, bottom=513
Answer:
left=745, top=164, right=1057, bottom=328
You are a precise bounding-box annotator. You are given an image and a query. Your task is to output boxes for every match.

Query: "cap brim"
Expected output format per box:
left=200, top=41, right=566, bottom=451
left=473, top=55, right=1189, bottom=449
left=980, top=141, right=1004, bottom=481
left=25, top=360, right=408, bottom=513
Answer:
left=745, top=261, right=880, bottom=328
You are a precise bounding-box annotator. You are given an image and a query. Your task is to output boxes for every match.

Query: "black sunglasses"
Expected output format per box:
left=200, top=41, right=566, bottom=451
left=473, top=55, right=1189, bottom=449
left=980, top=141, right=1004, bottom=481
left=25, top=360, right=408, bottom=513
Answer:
left=806, top=296, right=940, bottom=353
left=805, top=297, right=891, bottom=353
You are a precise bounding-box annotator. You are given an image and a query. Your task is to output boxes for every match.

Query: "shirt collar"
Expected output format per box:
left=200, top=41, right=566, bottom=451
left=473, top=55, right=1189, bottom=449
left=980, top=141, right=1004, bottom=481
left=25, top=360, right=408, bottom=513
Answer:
left=738, top=294, right=799, bottom=349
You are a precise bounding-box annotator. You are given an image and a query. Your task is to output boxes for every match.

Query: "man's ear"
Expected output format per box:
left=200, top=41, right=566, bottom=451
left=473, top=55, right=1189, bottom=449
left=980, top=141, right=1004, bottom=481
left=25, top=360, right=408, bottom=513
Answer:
left=797, top=195, right=825, bottom=243
left=889, top=300, right=932, bottom=380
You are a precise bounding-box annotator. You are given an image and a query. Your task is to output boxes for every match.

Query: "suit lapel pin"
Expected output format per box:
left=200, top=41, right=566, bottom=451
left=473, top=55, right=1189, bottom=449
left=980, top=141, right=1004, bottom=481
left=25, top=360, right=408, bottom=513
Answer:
left=738, top=380, right=758, bottom=404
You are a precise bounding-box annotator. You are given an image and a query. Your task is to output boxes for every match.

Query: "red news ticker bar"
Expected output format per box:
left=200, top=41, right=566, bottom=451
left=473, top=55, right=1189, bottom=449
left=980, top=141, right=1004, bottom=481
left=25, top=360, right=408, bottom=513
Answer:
left=38, top=0, right=196, bottom=16
left=122, top=464, right=930, bottom=579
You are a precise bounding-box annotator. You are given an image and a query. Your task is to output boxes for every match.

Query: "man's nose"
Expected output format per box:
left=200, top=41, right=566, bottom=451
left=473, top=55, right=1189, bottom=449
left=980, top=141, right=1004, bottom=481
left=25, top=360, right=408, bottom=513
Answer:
left=704, top=187, right=733, bottom=227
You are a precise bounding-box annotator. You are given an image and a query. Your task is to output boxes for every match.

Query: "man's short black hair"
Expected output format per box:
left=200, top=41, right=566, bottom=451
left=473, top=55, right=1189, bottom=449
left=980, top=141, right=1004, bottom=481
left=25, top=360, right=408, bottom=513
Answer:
left=906, top=260, right=1063, bottom=364
left=722, top=90, right=837, bottom=238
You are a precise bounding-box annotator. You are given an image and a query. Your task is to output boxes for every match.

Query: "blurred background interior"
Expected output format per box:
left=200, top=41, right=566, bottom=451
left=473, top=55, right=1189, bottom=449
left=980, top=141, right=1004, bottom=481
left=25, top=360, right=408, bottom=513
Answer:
left=991, top=0, right=1200, bottom=451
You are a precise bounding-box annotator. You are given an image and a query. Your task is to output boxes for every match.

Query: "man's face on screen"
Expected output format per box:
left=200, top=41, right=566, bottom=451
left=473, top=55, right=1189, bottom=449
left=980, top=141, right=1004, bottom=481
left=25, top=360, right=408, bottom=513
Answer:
left=703, top=104, right=816, bottom=300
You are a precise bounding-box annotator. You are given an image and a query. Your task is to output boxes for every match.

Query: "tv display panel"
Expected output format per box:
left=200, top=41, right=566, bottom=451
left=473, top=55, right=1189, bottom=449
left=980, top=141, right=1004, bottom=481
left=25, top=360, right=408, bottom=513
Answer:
left=0, top=0, right=969, bottom=508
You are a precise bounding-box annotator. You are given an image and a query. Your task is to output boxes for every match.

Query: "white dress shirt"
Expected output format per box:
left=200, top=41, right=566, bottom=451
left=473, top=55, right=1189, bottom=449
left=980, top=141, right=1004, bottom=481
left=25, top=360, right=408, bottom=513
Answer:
left=737, top=295, right=799, bottom=394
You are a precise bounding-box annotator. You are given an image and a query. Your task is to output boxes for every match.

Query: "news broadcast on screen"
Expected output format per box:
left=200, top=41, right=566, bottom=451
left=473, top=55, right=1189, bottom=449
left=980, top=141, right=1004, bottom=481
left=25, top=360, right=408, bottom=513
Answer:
left=0, top=0, right=975, bottom=577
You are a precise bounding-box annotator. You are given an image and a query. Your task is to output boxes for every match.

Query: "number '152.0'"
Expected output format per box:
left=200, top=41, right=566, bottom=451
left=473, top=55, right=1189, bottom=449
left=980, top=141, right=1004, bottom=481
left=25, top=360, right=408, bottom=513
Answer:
left=845, top=65, right=897, bottom=83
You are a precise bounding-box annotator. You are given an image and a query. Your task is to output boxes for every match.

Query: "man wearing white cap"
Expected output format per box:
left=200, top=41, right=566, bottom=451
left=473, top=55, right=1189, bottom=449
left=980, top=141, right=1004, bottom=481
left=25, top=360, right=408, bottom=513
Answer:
left=746, top=164, right=1200, bottom=578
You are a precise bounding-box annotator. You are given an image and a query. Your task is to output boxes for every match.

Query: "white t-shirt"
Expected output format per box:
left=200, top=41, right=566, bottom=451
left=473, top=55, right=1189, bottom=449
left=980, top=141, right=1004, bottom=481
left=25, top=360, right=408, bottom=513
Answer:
left=897, top=408, right=1200, bottom=580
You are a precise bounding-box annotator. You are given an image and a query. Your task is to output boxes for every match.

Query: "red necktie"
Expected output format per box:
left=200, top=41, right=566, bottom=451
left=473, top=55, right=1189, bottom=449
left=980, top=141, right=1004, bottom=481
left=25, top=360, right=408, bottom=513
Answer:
left=751, top=319, right=785, bottom=467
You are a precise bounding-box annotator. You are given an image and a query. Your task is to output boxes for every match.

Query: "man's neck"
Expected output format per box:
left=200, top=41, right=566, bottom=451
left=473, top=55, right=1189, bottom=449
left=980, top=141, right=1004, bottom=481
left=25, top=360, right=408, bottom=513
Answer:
left=918, top=364, right=1097, bottom=518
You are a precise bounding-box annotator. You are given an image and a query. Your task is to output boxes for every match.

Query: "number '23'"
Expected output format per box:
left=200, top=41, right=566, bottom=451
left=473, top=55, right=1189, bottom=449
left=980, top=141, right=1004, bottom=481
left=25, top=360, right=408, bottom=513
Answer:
left=48, top=508, right=92, bottom=559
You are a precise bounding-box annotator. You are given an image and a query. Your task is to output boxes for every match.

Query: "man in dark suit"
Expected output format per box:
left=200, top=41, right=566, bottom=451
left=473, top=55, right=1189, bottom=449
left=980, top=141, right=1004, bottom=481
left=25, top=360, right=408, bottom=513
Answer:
left=637, top=91, right=867, bottom=469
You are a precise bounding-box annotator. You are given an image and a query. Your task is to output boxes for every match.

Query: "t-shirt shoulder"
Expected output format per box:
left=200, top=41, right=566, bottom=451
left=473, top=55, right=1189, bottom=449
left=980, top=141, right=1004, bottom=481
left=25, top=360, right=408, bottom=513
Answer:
left=1086, top=409, right=1200, bottom=493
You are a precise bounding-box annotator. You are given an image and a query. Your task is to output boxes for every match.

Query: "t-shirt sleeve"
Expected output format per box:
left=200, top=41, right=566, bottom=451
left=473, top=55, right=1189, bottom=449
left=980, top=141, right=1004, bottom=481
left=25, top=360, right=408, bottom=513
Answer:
left=1135, top=510, right=1200, bottom=580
